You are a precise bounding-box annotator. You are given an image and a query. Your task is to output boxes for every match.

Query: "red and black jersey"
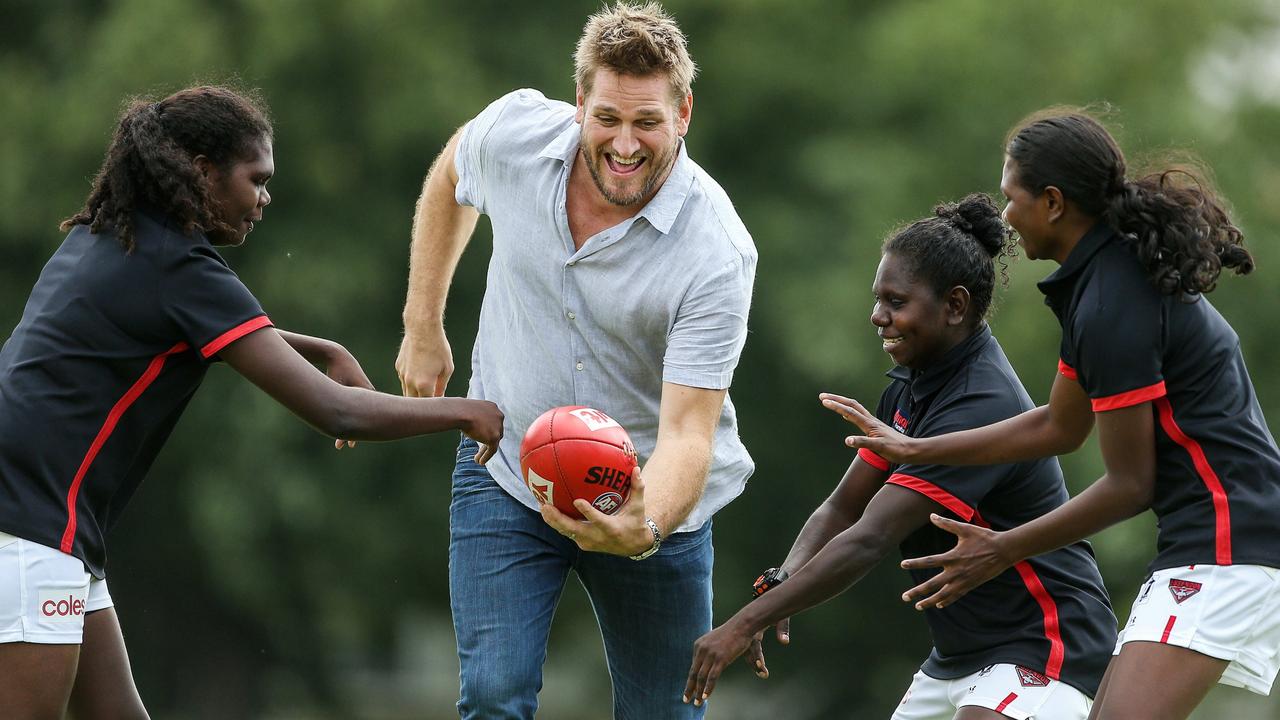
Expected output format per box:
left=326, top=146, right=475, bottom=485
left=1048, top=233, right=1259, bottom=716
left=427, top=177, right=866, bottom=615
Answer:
left=862, top=327, right=1116, bottom=697
left=1039, top=223, right=1280, bottom=573
left=0, top=209, right=271, bottom=577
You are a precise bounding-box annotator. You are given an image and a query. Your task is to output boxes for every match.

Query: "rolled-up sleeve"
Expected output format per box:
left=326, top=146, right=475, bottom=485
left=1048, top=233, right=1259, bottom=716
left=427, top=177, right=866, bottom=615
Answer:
left=662, top=256, right=755, bottom=389
left=454, top=92, right=522, bottom=212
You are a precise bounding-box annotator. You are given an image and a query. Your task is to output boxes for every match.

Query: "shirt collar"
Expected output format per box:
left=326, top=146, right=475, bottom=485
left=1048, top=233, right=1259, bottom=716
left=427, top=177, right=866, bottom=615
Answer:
left=539, top=121, right=580, bottom=163
left=1036, top=221, right=1115, bottom=297
left=884, top=324, right=993, bottom=404
left=538, top=123, right=694, bottom=236
left=635, top=142, right=694, bottom=235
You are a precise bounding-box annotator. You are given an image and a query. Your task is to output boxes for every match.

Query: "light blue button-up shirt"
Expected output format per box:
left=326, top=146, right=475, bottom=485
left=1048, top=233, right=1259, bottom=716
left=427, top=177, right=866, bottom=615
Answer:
left=453, top=89, right=756, bottom=533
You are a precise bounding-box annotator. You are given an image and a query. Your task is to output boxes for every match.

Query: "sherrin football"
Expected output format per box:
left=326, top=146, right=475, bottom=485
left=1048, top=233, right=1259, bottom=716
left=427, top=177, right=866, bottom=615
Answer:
left=519, top=406, right=638, bottom=521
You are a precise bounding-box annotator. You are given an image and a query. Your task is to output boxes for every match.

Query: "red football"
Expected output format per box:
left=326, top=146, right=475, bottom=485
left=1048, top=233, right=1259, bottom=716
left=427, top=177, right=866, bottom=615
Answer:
left=519, top=406, right=638, bottom=520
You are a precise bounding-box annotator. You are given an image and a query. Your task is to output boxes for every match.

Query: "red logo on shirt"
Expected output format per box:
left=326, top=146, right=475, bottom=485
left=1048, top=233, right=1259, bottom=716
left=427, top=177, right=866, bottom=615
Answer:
left=1168, top=579, right=1202, bottom=604
left=892, top=410, right=909, bottom=433
left=1015, top=666, right=1049, bottom=687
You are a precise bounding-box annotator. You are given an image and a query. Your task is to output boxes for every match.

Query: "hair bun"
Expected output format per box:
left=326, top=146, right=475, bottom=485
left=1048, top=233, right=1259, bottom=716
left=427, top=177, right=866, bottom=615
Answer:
left=935, top=193, right=1008, bottom=258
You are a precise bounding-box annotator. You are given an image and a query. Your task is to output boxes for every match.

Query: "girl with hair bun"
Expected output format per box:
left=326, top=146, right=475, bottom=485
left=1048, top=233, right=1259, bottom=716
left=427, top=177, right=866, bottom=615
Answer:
left=0, top=85, right=504, bottom=718
left=835, top=110, right=1280, bottom=719
left=686, top=194, right=1117, bottom=720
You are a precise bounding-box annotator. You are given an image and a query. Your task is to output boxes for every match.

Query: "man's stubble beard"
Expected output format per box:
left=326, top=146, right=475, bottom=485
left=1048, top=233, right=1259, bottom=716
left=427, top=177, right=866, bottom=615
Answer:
left=579, top=134, right=679, bottom=208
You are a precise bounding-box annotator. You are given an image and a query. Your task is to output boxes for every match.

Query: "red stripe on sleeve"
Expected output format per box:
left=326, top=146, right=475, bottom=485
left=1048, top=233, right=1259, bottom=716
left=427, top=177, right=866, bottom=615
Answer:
left=858, top=447, right=890, bottom=471
left=1091, top=381, right=1167, bottom=412
left=61, top=342, right=190, bottom=553
left=201, top=315, right=273, bottom=358
left=1160, top=615, right=1178, bottom=643
left=886, top=474, right=975, bottom=521
left=1012, top=561, right=1066, bottom=679
left=1057, top=359, right=1077, bottom=381
left=1155, top=397, right=1232, bottom=564
left=995, top=692, right=1018, bottom=712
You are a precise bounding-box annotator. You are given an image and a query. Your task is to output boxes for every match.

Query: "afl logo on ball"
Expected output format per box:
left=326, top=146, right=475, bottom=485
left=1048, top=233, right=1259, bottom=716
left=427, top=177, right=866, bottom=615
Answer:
left=569, top=408, right=621, bottom=431
left=592, top=492, right=624, bottom=514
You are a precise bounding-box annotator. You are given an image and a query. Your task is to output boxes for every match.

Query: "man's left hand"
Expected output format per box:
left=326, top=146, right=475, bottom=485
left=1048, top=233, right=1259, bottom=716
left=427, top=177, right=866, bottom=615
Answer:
left=539, top=465, right=654, bottom=556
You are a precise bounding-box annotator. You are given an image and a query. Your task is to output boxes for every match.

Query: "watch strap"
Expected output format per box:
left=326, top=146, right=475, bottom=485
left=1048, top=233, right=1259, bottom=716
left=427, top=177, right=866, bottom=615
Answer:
left=629, top=517, right=663, bottom=561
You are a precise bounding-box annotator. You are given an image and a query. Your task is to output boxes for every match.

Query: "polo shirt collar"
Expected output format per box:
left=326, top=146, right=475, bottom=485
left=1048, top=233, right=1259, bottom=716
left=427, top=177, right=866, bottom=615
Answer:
left=1037, top=221, right=1115, bottom=297
left=135, top=204, right=209, bottom=243
left=538, top=123, right=694, bottom=236
left=637, top=142, right=694, bottom=235
left=885, top=324, right=993, bottom=404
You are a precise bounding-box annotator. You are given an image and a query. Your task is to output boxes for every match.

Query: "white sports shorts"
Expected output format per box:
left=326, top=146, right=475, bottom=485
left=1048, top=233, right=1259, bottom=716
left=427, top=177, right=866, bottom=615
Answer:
left=1115, top=564, right=1280, bottom=696
left=0, top=531, right=113, bottom=644
left=891, top=664, right=1092, bottom=720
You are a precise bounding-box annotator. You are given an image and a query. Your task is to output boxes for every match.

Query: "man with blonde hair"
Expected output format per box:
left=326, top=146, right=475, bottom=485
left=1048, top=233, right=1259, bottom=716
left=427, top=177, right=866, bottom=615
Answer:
left=397, top=2, right=756, bottom=717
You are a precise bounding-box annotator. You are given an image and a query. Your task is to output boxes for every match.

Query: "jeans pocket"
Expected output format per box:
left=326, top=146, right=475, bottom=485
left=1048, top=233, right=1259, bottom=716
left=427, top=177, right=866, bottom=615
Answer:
left=456, top=436, right=479, bottom=463
left=452, top=440, right=498, bottom=505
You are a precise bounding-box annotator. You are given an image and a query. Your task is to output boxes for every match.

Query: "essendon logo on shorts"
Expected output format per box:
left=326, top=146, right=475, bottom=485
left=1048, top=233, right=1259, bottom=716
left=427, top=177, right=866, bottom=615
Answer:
left=893, top=410, right=909, bottom=433
left=1168, top=579, right=1203, bottom=604
left=1015, top=666, right=1049, bottom=687
left=38, top=589, right=87, bottom=622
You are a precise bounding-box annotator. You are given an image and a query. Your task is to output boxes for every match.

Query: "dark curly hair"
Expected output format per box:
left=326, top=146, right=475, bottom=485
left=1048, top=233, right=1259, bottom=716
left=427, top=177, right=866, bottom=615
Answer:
left=884, top=193, right=1015, bottom=325
left=61, top=85, right=273, bottom=252
left=1006, top=109, right=1252, bottom=296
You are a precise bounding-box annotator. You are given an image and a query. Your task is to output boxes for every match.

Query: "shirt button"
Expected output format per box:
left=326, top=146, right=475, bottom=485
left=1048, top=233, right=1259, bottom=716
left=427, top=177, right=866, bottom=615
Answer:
left=575, top=362, right=584, bottom=371
left=568, top=260, right=576, bottom=267
left=567, top=311, right=576, bottom=320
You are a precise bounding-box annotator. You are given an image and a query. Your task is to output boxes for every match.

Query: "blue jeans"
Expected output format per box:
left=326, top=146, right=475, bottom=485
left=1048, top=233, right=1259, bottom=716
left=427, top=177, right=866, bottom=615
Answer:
left=449, top=438, right=713, bottom=719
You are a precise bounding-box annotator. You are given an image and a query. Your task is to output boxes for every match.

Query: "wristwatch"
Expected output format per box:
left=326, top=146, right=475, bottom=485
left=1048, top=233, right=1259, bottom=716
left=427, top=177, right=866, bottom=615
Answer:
left=629, top=517, right=663, bottom=561
left=752, top=567, right=789, bottom=598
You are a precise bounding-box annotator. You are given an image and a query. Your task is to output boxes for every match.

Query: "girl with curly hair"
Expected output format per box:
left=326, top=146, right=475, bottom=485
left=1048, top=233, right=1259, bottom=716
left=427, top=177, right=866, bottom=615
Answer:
left=0, top=86, right=503, bottom=718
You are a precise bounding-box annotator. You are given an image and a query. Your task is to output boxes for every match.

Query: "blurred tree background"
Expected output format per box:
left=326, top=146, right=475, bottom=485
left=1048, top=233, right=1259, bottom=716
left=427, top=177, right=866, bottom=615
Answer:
left=4, top=0, right=1280, bottom=717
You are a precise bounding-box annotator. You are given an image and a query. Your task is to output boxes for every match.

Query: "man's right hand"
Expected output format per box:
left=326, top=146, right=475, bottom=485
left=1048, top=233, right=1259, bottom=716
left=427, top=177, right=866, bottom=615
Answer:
left=396, top=327, right=454, bottom=398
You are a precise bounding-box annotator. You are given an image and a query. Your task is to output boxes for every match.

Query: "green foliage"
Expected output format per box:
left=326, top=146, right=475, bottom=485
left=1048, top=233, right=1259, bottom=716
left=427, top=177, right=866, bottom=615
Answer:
left=3, top=0, right=1280, bottom=717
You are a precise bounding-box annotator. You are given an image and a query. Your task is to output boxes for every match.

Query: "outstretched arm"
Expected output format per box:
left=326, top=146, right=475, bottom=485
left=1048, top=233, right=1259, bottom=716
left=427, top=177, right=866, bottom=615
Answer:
left=396, top=128, right=480, bottom=399
left=779, top=456, right=886, bottom=577
left=731, top=455, right=886, bottom=680
left=823, top=371, right=1095, bottom=466
left=276, top=330, right=375, bottom=447
left=222, top=327, right=503, bottom=458
left=684, top=483, right=938, bottom=706
left=276, top=330, right=372, bottom=387
left=898, top=402, right=1155, bottom=610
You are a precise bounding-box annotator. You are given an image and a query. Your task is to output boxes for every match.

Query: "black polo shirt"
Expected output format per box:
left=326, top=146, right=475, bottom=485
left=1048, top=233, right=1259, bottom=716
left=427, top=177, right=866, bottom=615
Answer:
left=0, top=209, right=271, bottom=577
left=859, top=327, right=1116, bottom=696
left=1039, top=222, right=1280, bottom=573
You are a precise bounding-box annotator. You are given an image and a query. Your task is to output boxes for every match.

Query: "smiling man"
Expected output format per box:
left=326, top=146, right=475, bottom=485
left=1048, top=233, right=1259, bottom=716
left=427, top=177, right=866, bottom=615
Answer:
left=395, top=3, right=757, bottom=718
